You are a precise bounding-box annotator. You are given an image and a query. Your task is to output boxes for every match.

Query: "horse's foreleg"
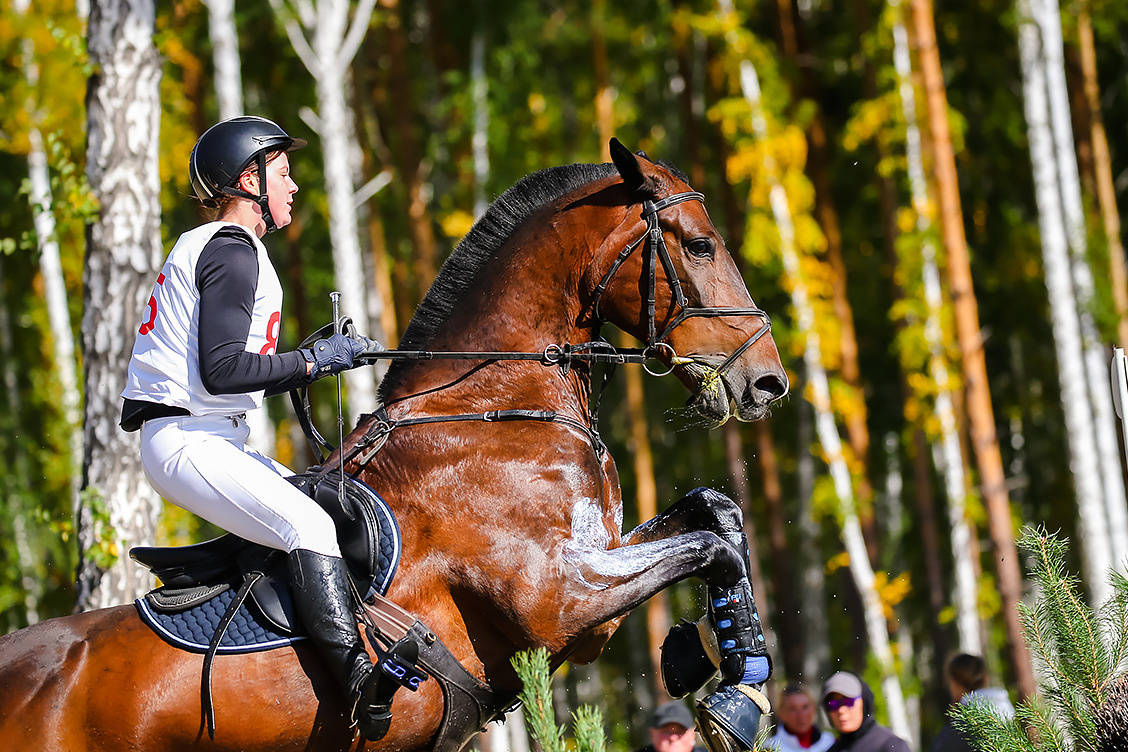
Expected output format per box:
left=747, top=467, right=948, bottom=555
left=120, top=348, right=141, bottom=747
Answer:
left=621, top=487, right=773, bottom=752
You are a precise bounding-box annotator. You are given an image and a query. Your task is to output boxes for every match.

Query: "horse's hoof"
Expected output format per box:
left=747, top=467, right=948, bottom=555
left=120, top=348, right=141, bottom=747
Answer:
left=695, top=684, right=769, bottom=752
left=660, top=618, right=718, bottom=698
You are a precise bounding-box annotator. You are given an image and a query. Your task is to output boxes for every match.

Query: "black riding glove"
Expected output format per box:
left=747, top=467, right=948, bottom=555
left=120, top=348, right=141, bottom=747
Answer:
left=303, top=333, right=380, bottom=381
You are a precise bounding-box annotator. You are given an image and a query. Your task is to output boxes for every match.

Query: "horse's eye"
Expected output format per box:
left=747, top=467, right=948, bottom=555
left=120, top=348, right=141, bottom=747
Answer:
left=686, top=238, right=715, bottom=258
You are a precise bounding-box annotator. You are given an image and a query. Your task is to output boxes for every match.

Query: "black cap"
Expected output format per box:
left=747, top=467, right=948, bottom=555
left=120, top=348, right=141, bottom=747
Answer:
left=650, top=701, right=695, bottom=730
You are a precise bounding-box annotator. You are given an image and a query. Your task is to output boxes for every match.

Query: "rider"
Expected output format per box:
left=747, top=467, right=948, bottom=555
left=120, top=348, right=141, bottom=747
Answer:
left=120, top=115, right=390, bottom=741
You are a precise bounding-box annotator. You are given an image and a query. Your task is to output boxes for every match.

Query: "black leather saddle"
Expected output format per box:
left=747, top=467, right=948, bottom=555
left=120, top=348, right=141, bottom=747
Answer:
left=131, top=472, right=400, bottom=635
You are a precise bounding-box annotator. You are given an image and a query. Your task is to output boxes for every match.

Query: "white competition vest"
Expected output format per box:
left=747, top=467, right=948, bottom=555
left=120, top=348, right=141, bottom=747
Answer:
left=122, top=222, right=284, bottom=415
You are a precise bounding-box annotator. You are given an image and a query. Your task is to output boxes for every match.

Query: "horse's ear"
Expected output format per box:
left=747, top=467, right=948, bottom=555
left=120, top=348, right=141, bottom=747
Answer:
left=610, top=137, right=659, bottom=198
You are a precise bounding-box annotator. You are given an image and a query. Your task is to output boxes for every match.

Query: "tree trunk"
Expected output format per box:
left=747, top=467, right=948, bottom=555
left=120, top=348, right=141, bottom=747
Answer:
left=796, top=383, right=830, bottom=685
left=716, top=0, right=909, bottom=734
left=1038, top=0, right=1128, bottom=568
left=909, top=0, right=1036, bottom=698
left=79, top=0, right=164, bottom=611
left=777, top=0, right=877, bottom=565
left=1077, top=4, right=1128, bottom=349
left=470, top=5, right=489, bottom=220
left=890, top=0, right=982, bottom=654
left=16, top=0, right=83, bottom=510
left=203, top=0, right=242, bottom=120
left=270, top=0, right=380, bottom=418
left=1016, top=0, right=1114, bottom=606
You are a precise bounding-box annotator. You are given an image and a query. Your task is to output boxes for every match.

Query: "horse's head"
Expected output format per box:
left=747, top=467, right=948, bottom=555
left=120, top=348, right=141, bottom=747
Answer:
left=587, top=139, right=788, bottom=424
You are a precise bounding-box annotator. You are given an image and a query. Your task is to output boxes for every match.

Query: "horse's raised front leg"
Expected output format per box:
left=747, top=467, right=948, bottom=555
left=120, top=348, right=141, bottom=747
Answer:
left=608, top=487, right=773, bottom=752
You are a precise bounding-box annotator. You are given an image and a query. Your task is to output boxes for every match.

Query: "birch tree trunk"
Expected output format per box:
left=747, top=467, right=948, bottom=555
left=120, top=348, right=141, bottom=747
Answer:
left=1016, top=0, right=1114, bottom=605
left=16, top=0, right=83, bottom=509
left=909, top=0, right=1036, bottom=697
left=470, top=7, right=489, bottom=221
left=1034, top=0, right=1128, bottom=567
left=716, top=0, right=909, bottom=736
left=78, top=0, right=163, bottom=610
left=204, top=0, right=242, bottom=120
left=797, top=384, right=830, bottom=685
left=270, top=0, right=380, bottom=419
left=890, top=0, right=981, bottom=654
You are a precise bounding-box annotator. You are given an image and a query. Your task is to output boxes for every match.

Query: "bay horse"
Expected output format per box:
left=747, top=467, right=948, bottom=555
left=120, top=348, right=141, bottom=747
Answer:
left=0, top=140, right=787, bottom=752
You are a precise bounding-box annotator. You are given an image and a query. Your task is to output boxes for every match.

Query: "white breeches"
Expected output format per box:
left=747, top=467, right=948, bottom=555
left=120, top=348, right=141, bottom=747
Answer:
left=140, top=413, right=340, bottom=557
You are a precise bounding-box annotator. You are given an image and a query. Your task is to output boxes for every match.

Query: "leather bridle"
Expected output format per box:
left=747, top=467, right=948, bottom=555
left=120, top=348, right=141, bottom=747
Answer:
left=293, top=189, right=775, bottom=462
left=588, top=191, right=773, bottom=377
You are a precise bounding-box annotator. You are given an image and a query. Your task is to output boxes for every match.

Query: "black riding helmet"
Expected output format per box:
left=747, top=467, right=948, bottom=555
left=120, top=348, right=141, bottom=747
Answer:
left=189, top=115, right=306, bottom=234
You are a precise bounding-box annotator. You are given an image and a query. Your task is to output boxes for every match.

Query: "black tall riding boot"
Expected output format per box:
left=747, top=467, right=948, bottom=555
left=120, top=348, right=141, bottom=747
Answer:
left=288, top=549, right=389, bottom=741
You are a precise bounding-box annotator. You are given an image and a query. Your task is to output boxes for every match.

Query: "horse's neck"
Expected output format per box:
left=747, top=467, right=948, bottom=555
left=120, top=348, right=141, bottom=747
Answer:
left=385, top=239, right=601, bottom=420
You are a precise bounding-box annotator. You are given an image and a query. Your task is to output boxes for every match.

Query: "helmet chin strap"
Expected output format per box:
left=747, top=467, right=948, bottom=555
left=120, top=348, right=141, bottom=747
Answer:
left=220, top=151, right=279, bottom=234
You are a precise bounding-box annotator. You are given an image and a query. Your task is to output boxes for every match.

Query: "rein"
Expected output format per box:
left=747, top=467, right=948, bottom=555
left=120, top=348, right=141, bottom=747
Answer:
left=290, top=190, right=772, bottom=462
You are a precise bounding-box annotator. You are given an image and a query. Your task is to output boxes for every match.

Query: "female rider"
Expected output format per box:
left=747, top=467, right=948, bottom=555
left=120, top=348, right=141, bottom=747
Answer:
left=120, top=115, right=389, bottom=741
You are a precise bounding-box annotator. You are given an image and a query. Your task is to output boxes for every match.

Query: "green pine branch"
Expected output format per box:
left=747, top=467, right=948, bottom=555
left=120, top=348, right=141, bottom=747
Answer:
left=949, top=527, right=1128, bottom=752
left=511, top=648, right=610, bottom=752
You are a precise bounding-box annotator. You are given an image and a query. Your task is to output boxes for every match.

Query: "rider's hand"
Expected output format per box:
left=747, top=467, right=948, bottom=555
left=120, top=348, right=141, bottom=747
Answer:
left=303, top=333, right=374, bottom=380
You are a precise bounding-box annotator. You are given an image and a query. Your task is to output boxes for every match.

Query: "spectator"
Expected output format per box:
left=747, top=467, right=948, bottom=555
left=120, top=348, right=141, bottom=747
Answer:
left=764, top=684, right=834, bottom=751
left=637, top=701, right=706, bottom=752
left=929, top=653, right=1015, bottom=752
left=821, top=672, right=911, bottom=752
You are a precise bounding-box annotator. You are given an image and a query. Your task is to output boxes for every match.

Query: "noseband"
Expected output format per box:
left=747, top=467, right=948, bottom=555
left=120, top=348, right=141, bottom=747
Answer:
left=589, top=191, right=772, bottom=377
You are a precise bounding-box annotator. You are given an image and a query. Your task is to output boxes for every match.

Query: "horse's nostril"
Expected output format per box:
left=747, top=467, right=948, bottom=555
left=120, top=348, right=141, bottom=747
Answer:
left=755, top=373, right=788, bottom=401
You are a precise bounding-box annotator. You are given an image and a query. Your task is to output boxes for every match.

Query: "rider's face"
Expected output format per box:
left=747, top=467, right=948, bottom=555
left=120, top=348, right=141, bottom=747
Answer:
left=263, top=151, right=298, bottom=229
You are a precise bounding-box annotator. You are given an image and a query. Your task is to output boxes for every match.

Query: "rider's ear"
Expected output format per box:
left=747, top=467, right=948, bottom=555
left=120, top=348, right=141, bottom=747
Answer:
left=610, top=138, right=659, bottom=199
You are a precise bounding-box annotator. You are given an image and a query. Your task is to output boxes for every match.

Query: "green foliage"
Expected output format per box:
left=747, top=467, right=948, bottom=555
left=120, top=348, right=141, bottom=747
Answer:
left=950, top=527, right=1128, bottom=751
left=512, top=647, right=610, bottom=752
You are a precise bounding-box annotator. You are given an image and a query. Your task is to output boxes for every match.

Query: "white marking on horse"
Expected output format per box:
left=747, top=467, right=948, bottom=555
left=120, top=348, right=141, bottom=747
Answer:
left=563, top=497, right=670, bottom=590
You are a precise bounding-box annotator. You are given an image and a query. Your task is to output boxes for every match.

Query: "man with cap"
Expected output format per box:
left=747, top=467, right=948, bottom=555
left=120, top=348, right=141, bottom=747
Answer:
left=821, top=672, right=910, bottom=752
left=637, top=702, right=707, bottom=752
left=764, top=684, right=834, bottom=751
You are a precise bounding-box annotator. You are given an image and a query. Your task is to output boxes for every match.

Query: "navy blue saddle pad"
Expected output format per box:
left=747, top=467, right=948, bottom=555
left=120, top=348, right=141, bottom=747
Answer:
left=135, top=478, right=401, bottom=655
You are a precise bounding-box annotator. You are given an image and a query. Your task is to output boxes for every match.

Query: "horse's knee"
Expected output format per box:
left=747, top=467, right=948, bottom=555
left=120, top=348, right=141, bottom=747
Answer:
left=677, top=487, right=743, bottom=534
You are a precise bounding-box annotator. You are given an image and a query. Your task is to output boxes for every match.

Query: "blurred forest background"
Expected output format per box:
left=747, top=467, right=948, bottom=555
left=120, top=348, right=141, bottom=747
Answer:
left=3, top=0, right=1128, bottom=749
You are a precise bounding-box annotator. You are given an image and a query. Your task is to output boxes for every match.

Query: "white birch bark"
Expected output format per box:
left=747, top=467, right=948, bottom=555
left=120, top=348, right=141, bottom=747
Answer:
left=1034, top=0, right=1128, bottom=565
left=204, top=0, right=243, bottom=120
left=1017, top=0, right=1113, bottom=605
left=890, top=0, right=982, bottom=653
left=471, top=15, right=489, bottom=220
left=16, top=0, right=83, bottom=509
left=79, top=0, right=163, bottom=610
left=716, top=1, right=909, bottom=736
left=269, top=0, right=381, bottom=419
left=797, top=393, right=830, bottom=684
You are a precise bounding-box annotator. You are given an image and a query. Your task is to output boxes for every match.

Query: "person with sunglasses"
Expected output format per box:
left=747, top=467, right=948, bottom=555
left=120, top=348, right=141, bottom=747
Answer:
left=821, top=672, right=910, bottom=752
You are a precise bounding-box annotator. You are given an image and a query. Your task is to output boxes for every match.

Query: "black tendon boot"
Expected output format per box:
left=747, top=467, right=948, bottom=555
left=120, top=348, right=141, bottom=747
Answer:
left=695, top=532, right=773, bottom=752
left=288, top=549, right=390, bottom=741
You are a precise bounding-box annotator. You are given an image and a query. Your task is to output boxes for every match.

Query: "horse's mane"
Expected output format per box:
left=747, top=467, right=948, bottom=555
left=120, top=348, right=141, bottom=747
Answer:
left=377, top=161, right=620, bottom=398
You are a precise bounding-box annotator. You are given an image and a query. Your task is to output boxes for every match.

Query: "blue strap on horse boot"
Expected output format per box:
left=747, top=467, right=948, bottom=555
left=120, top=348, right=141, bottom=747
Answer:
left=695, top=531, right=773, bottom=752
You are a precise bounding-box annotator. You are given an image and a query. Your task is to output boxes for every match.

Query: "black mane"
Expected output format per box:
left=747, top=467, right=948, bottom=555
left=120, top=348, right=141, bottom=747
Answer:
left=377, top=161, right=620, bottom=399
